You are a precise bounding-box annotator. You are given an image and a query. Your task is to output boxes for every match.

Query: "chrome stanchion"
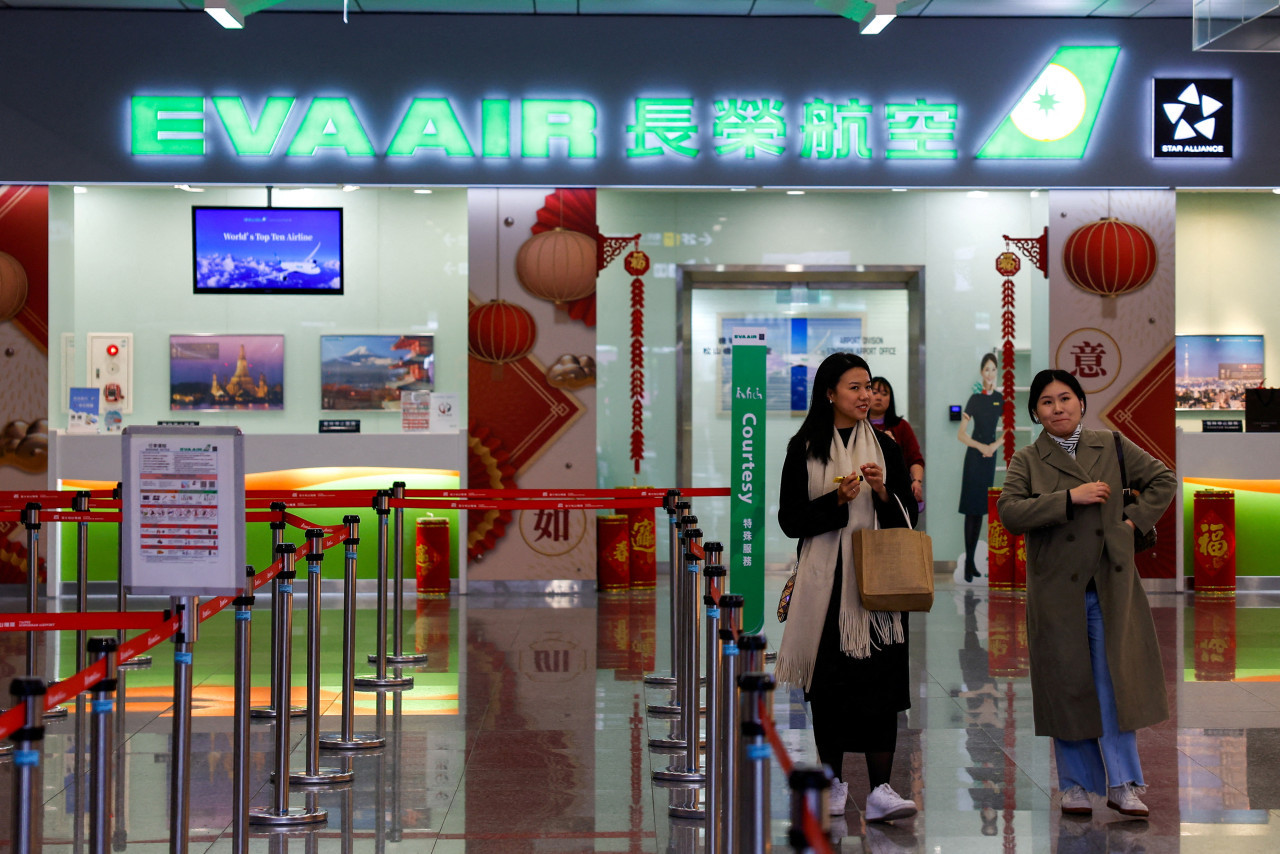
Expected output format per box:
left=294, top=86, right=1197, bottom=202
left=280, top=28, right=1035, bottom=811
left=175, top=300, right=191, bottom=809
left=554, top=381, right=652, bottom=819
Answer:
left=9, top=676, right=46, bottom=854
left=356, top=491, right=412, bottom=691
left=233, top=567, right=255, bottom=854
left=88, top=636, right=119, bottom=854
left=169, top=594, right=199, bottom=854
left=738, top=671, right=775, bottom=854
left=74, top=491, right=92, bottom=675
left=384, top=482, right=426, bottom=666
left=716, top=593, right=744, bottom=848
left=22, top=503, right=65, bottom=721
left=113, top=666, right=130, bottom=851
left=115, top=483, right=150, bottom=671
left=321, top=516, right=385, bottom=750
left=703, top=540, right=724, bottom=569
left=290, top=529, right=354, bottom=787
left=701, top=563, right=727, bottom=854
left=249, top=544, right=327, bottom=827
left=253, top=505, right=303, bottom=718
left=649, top=518, right=700, bottom=748
left=788, top=764, right=832, bottom=853
left=654, top=542, right=707, bottom=796
left=644, top=489, right=682, bottom=688
left=647, top=509, right=695, bottom=717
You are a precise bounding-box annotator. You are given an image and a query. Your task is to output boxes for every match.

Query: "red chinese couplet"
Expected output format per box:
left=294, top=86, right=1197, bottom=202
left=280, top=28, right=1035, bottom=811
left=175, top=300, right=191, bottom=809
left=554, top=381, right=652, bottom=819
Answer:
left=617, top=486, right=657, bottom=589
left=1192, top=490, right=1236, bottom=596
left=987, top=488, right=1014, bottom=590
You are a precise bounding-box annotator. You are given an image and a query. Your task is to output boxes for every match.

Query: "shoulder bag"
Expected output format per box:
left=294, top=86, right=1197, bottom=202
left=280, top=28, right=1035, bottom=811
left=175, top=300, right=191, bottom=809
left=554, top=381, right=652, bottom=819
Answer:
left=852, top=495, right=934, bottom=612
left=776, top=561, right=798, bottom=622
left=1113, top=431, right=1158, bottom=553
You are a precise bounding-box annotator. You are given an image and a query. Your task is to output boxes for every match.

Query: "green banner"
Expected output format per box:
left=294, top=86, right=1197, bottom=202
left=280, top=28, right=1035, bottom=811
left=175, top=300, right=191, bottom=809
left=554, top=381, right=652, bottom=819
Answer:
left=729, top=328, right=767, bottom=634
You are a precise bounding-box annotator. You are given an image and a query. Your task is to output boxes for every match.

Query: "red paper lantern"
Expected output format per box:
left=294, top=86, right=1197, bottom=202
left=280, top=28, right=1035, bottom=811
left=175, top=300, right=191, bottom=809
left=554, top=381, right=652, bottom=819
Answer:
left=1061, top=217, right=1157, bottom=298
left=515, top=227, right=598, bottom=304
left=468, top=299, right=536, bottom=365
left=0, top=251, right=30, bottom=322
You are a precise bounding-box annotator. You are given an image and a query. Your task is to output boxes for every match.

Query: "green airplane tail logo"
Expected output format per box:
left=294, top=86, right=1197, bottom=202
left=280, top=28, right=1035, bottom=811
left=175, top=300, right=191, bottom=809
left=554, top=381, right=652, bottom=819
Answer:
left=977, top=46, right=1120, bottom=159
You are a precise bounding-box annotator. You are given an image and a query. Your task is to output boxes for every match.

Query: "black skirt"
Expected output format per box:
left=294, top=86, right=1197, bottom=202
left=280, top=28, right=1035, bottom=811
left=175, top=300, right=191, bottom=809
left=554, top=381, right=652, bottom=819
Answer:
left=803, top=549, right=910, bottom=754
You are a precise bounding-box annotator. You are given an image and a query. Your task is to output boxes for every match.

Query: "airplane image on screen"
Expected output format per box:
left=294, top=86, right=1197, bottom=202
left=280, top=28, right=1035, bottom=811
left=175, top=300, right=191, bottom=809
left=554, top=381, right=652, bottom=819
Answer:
left=277, top=242, right=323, bottom=278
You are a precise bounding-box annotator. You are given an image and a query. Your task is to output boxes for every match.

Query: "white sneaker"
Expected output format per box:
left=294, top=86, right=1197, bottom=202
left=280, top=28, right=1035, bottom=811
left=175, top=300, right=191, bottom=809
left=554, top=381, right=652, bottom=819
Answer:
left=1060, top=785, right=1093, bottom=816
left=865, top=783, right=917, bottom=822
left=1107, top=782, right=1149, bottom=818
left=828, top=778, right=849, bottom=816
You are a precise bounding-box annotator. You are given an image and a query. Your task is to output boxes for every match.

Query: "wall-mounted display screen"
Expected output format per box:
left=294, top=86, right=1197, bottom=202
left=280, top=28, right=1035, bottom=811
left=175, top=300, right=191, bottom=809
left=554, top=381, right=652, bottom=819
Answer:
left=193, top=207, right=343, bottom=295
left=170, top=334, right=285, bottom=411
left=1175, top=334, right=1264, bottom=410
left=321, top=334, right=434, bottom=410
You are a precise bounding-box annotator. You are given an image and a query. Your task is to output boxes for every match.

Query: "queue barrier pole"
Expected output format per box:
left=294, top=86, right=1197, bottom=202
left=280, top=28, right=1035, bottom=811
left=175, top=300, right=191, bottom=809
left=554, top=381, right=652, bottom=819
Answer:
left=788, top=764, right=834, bottom=854
left=737, top=671, right=775, bottom=854
left=88, top=636, right=118, bottom=854
left=169, top=595, right=199, bottom=854
left=647, top=507, right=694, bottom=719
left=655, top=537, right=708, bottom=799
left=250, top=544, right=327, bottom=828
left=715, top=593, right=744, bottom=842
left=233, top=567, right=255, bottom=854
left=701, top=563, right=727, bottom=854
left=115, top=483, right=151, bottom=671
left=9, top=676, right=46, bottom=854
left=290, top=529, right=354, bottom=787
left=356, top=490, right=412, bottom=691
left=252, top=504, right=303, bottom=718
left=643, top=489, right=682, bottom=688
left=385, top=481, right=427, bottom=666
left=321, top=515, right=386, bottom=750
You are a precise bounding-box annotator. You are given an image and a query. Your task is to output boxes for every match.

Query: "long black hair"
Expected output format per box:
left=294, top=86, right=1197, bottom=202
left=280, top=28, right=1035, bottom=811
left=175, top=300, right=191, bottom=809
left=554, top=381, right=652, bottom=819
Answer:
left=791, top=352, right=872, bottom=464
left=870, top=375, right=902, bottom=429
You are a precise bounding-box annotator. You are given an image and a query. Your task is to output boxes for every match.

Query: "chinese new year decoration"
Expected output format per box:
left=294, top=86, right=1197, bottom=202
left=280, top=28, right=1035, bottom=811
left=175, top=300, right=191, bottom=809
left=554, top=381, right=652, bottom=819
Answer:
left=625, top=244, right=650, bottom=475
left=0, top=250, right=29, bottom=322
left=996, top=246, right=1019, bottom=464
left=1192, top=489, right=1236, bottom=596
left=467, top=298, right=536, bottom=371
left=1061, top=217, right=1158, bottom=298
left=515, top=226, right=598, bottom=305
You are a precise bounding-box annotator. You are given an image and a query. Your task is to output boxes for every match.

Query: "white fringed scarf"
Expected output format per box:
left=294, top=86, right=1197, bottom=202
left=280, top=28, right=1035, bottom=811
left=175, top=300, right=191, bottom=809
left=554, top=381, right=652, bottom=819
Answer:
left=773, top=420, right=905, bottom=692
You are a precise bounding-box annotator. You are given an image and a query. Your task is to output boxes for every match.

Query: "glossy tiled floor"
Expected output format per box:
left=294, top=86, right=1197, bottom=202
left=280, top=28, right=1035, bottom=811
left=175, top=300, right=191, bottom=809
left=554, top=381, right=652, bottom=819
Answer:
left=4, top=572, right=1280, bottom=852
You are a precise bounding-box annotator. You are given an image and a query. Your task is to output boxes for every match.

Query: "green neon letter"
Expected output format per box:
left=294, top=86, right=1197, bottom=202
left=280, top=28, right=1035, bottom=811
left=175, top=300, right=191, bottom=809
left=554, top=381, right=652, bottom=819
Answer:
left=521, top=99, right=597, bottom=158
left=131, top=96, right=205, bottom=156
left=286, top=98, right=376, bottom=157
left=482, top=99, right=511, bottom=158
left=212, top=96, right=294, bottom=156
left=386, top=99, right=475, bottom=157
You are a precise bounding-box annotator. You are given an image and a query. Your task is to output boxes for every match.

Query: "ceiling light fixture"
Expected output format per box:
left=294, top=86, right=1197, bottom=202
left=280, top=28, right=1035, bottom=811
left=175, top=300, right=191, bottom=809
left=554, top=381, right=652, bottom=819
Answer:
left=787, top=190, right=806, bottom=195
left=342, top=184, right=360, bottom=192
left=205, top=0, right=245, bottom=29
left=72, top=186, right=88, bottom=194
left=174, top=184, right=205, bottom=193
left=413, top=188, right=434, bottom=194
left=967, top=190, right=989, bottom=198
left=859, top=2, right=897, bottom=36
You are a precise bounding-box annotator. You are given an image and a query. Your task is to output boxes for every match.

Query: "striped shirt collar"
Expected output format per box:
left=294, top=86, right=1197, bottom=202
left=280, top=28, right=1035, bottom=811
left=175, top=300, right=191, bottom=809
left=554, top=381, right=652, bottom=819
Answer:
left=1048, top=424, right=1083, bottom=458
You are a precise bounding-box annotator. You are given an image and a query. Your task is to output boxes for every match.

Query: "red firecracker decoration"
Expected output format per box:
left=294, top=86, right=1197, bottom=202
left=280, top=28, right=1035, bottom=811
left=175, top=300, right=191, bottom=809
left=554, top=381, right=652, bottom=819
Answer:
left=1062, top=217, right=1157, bottom=298
left=998, top=245, right=1018, bottom=464
left=625, top=244, right=649, bottom=475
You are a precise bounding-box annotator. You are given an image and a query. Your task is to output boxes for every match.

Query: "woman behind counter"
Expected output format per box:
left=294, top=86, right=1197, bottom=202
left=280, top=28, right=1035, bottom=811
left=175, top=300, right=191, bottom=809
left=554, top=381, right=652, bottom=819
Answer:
left=775, top=352, right=919, bottom=822
left=997, top=369, right=1176, bottom=819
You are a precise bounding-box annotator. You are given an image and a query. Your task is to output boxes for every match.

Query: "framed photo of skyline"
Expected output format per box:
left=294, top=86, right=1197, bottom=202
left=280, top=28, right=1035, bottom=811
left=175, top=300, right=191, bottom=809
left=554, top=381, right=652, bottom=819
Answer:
left=1175, top=334, right=1264, bottom=410
left=320, top=334, right=435, bottom=410
left=170, top=334, right=285, bottom=411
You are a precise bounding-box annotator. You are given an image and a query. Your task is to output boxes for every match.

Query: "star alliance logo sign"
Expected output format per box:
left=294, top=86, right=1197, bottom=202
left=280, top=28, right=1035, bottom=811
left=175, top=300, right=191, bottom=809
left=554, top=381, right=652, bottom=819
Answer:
left=1153, top=79, right=1232, bottom=158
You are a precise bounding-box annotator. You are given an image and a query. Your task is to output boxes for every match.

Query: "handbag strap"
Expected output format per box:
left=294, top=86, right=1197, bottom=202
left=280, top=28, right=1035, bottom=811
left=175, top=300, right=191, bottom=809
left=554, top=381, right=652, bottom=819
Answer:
left=1112, top=431, right=1133, bottom=498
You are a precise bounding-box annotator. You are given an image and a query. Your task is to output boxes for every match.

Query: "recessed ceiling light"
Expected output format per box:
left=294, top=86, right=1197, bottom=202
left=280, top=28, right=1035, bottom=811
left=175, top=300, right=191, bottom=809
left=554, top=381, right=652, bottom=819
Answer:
left=730, top=187, right=749, bottom=192
left=1030, top=190, right=1040, bottom=198
left=967, top=190, right=989, bottom=199
left=413, top=188, right=434, bottom=194
left=342, top=184, right=360, bottom=192
left=174, top=184, right=204, bottom=193
left=1272, top=188, right=1280, bottom=195
left=72, top=186, right=88, bottom=194
left=891, top=188, right=908, bottom=193
left=786, top=190, right=805, bottom=195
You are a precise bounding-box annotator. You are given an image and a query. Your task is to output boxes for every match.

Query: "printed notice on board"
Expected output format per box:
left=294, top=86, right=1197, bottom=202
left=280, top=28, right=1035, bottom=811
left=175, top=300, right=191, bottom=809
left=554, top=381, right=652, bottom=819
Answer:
left=122, top=427, right=244, bottom=596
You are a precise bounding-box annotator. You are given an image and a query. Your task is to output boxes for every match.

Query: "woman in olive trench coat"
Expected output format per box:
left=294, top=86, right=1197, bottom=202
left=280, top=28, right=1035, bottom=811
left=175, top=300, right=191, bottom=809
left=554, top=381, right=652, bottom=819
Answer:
left=998, top=370, right=1176, bottom=818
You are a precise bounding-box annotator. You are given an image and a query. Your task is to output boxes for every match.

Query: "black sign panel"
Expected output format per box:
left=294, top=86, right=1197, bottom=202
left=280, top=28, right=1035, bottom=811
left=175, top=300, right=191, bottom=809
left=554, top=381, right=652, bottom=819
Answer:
left=1153, top=79, right=1232, bottom=158
left=319, top=419, right=361, bottom=433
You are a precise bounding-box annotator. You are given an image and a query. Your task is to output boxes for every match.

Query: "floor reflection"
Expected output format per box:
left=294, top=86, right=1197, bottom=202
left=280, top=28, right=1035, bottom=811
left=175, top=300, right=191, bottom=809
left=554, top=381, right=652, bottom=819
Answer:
left=2, top=578, right=1280, bottom=851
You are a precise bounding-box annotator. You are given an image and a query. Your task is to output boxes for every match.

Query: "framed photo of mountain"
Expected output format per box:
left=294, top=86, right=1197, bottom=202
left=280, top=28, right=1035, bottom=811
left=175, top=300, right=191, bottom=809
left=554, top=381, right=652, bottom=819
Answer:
left=170, top=334, right=285, bottom=411
left=320, top=334, right=435, bottom=411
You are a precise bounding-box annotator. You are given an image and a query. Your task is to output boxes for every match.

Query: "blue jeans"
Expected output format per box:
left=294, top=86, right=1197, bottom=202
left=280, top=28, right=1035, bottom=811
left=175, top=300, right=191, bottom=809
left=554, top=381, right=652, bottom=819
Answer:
left=1053, top=588, right=1145, bottom=795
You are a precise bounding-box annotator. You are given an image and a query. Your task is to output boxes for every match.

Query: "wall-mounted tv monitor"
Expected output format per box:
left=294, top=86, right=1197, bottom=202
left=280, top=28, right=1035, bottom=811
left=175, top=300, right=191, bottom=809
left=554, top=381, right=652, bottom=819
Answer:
left=193, top=206, right=343, bottom=295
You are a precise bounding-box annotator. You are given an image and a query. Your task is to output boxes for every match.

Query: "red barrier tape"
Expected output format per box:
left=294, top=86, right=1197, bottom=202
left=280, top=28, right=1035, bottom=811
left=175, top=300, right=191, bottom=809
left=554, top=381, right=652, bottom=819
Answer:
left=401, top=487, right=731, bottom=499
left=757, top=696, right=835, bottom=854
left=0, top=611, right=168, bottom=632
left=802, top=808, right=836, bottom=854
left=396, top=498, right=661, bottom=511
left=44, top=511, right=123, bottom=524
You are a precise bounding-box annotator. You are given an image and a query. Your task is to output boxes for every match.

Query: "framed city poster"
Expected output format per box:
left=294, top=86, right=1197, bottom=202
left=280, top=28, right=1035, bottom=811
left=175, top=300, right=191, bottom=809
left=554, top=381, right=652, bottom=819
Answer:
left=716, top=314, right=864, bottom=413
left=170, top=334, right=285, bottom=411
left=1175, top=334, right=1264, bottom=410
left=320, top=334, right=435, bottom=411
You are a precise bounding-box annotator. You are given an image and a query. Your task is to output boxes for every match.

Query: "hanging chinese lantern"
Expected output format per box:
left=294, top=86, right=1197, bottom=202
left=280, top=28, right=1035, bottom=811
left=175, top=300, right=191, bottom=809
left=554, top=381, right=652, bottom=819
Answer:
left=1061, top=217, right=1158, bottom=298
left=468, top=299, right=536, bottom=366
left=0, top=251, right=29, bottom=323
left=515, top=227, right=598, bottom=305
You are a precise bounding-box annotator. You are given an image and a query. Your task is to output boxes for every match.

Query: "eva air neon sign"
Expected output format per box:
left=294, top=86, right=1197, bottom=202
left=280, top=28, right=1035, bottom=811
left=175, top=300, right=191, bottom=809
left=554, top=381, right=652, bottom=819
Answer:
left=130, top=47, right=1119, bottom=163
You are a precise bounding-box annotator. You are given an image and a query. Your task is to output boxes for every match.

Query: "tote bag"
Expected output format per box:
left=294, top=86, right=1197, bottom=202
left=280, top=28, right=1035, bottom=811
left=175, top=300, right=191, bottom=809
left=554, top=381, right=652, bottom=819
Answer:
left=852, top=496, right=934, bottom=612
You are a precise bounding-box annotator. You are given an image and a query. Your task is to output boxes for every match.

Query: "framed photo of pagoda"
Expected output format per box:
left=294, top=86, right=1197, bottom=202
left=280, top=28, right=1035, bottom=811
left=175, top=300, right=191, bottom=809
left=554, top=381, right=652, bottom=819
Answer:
left=320, top=334, right=435, bottom=411
left=169, top=334, right=285, bottom=411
